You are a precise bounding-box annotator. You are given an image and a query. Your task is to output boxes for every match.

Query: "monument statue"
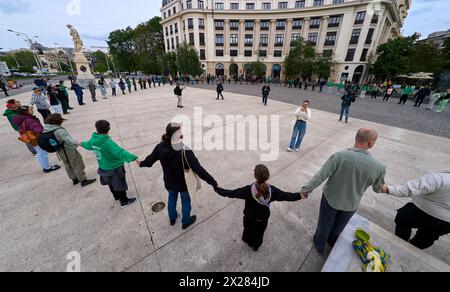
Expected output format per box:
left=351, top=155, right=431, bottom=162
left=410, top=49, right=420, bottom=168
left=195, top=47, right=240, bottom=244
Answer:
left=67, top=24, right=94, bottom=83
left=67, top=25, right=84, bottom=53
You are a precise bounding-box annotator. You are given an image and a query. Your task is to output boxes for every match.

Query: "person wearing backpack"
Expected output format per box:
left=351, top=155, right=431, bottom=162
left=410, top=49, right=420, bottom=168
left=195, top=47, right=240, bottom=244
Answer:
left=138, top=123, right=218, bottom=229
left=216, top=82, right=224, bottom=100
left=42, top=114, right=96, bottom=187
left=261, top=85, right=271, bottom=106
left=174, top=84, right=185, bottom=108
left=4, top=99, right=37, bottom=155
left=340, top=92, right=356, bottom=123
left=13, top=106, right=60, bottom=173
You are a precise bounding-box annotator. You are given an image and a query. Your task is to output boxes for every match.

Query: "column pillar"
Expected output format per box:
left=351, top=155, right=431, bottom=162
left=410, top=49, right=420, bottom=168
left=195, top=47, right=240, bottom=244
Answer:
left=239, top=20, right=245, bottom=56
left=301, top=17, right=310, bottom=40
left=268, top=19, right=277, bottom=56
left=317, top=16, right=329, bottom=53
left=284, top=19, right=293, bottom=55
left=254, top=20, right=261, bottom=53
left=224, top=19, right=230, bottom=57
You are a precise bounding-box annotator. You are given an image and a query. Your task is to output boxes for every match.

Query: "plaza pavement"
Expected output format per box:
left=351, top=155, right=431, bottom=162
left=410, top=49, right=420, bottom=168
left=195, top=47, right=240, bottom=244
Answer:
left=0, top=85, right=449, bottom=272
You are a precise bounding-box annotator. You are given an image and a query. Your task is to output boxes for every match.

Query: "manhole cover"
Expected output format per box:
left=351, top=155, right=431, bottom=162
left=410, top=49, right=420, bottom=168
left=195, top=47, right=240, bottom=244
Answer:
left=151, top=202, right=166, bottom=213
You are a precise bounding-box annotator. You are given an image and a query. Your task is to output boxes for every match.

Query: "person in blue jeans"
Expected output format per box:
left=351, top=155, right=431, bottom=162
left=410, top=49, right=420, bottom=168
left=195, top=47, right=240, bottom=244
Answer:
left=71, top=82, right=85, bottom=106
left=288, top=101, right=312, bottom=152
left=139, top=123, right=218, bottom=230
left=340, top=92, right=355, bottom=123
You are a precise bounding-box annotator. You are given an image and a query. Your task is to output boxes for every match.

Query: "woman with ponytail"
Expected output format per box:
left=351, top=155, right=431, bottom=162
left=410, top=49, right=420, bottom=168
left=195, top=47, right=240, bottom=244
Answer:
left=215, top=165, right=303, bottom=252
left=139, top=123, right=218, bottom=230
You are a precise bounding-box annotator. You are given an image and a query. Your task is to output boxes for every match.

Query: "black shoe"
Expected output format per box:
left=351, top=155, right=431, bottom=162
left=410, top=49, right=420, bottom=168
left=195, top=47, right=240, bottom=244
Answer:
left=68, top=107, right=74, bottom=110
left=121, top=198, right=137, bottom=208
left=182, top=215, right=197, bottom=230
left=81, top=179, right=97, bottom=187
left=170, top=219, right=177, bottom=226
left=43, top=165, right=61, bottom=173
left=253, top=247, right=259, bottom=252
left=73, top=179, right=80, bottom=185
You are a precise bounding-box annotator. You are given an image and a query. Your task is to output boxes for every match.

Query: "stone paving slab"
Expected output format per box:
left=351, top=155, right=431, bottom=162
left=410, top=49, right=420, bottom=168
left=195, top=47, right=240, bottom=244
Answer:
left=0, top=84, right=449, bottom=272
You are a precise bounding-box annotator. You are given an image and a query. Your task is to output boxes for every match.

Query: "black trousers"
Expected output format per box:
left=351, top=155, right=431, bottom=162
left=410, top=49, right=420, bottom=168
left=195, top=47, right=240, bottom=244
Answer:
left=414, top=96, right=425, bottom=107
left=395, top=203, right=450, bottom=250
left=243, top=216, right=269, bottom=251
left=38, top=109, right=51, bottom=120
left=383, top=94, right=391, bottom=101
left=262, top=94, right=269, bottom=106
left=217, top=92, right=224, bottom=99
left=399, top=94, right=409, bottom=104
left=108, top=185, right=128, bottom=203
left=1, top=86, right=8, bottom=96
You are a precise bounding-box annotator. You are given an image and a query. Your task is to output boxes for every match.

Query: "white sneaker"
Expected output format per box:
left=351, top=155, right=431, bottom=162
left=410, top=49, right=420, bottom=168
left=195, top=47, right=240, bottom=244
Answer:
left=287, top=148, right=294, bottom=152
left=294, top=149, right=299, bottom=152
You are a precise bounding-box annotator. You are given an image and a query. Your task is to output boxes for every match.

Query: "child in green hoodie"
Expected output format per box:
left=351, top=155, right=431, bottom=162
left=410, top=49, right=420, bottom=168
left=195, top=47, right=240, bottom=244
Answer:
left=82, top=120, right=139, bottom=208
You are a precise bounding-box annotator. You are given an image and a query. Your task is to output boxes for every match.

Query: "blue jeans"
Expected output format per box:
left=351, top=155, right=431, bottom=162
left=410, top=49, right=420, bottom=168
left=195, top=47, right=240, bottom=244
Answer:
left=76, top=93, right=83, bottom=105
left=314, top=196, right=356, bottom=254
left=168, top=191, right=192, bottom=225
left=34, top=146, right=50, bottom=170
left=340, top=105, right=350, bottom=121
left=289, top=120, right=307, bottom=150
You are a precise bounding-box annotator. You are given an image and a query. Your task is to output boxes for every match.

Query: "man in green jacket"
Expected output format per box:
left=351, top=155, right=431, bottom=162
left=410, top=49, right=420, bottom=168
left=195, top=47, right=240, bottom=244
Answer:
left=3, top=99, right=37, bottom=155
left=301, top=128, right=386, bottom=255
left=82, top=120, right=139, bottom=208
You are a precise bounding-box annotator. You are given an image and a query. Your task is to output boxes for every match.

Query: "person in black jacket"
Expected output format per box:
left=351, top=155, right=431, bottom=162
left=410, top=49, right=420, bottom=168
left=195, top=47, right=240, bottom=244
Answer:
left=216, top=82, right=224, bottom=100
left=414, top=86, right=432, bottom=107
left=215, top=165, right=302, bottom=252
left=139, top=123, right=218, bottom=230
left=174, top=84, right=185, bottom=108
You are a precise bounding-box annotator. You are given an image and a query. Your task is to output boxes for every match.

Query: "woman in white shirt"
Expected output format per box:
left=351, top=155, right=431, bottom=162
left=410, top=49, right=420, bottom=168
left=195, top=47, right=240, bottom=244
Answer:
left=381, top=172, right=450, bottom=250
left=288, top=100, right=312, bottom=152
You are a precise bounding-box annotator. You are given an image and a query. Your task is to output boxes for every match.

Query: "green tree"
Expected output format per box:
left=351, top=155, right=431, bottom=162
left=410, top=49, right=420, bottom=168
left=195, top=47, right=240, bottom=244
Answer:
left=443, top=37, right=450, bottom=70
left=410, top=42, right=445, bottom=75
left=91, top=50, right=110, bottom=73
left=176, top=44, right=203, bottom=76
left=14, top=51, right=37, bottom=68
left=108, top=27, right=137, bottom=72
left=0, top=55, right=17, bottom=69
left=162, top=51, right=178, bottom=75
left=284, top=39, right=321, bottom=78
left=133, top=17, right=165, bottom=74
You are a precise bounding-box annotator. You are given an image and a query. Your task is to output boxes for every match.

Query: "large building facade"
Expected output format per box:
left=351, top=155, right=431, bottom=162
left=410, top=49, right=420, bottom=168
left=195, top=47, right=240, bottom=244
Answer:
left=161, top=0, right=410, bottom=83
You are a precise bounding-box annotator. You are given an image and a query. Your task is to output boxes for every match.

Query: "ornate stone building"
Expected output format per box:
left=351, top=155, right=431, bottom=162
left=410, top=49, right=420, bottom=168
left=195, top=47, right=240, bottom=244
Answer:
left=161, top=0, right=410, bottom=82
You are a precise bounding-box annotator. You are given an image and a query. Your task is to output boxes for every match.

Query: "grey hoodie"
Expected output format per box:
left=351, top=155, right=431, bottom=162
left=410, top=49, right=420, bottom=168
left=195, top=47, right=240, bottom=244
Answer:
left=43, top=124, right=78, bottom=150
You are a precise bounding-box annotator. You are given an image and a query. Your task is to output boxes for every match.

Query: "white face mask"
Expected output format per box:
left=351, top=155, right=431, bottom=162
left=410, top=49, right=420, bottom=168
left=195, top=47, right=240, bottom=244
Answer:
left=171, top=129, right=183, bottom=144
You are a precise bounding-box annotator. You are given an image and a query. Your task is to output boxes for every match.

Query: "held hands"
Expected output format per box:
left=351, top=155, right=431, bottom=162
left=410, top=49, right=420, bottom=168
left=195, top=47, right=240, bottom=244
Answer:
left=135, top=159, right=141, bottom=167
left=380, top=185, right=389, bottom=194
left=301, top=192, right=309, bottom=200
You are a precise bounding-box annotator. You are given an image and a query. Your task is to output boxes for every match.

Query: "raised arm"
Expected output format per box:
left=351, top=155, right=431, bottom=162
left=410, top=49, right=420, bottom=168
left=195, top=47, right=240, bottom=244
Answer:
left=186, top=150, right=218, bottom=187
left=139, top=147, right=160, bottom=168
left=301, top=153, right=340, bottom=195
left=386, top=173, right=444, bottom=198
left=215, top=186, right=251, bottom=200
left=271, top=186, right=302, bottom=202
left=110, top=141, right=138, bottom=163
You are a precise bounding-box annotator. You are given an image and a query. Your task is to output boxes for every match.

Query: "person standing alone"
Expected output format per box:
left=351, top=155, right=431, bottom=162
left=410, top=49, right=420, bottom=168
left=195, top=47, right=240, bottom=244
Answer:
left=174, top=83, right=185, bottom=108
left=288, top=101, right=312, bottom=152
left=261, top=85, right=271, bottom=106
left=216, top=82, right=224, bottom=100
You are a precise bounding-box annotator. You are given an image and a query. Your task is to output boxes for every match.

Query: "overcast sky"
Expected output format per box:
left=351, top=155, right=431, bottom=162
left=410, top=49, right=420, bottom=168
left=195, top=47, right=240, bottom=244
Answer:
left=0, top=0, right=449, bottom=51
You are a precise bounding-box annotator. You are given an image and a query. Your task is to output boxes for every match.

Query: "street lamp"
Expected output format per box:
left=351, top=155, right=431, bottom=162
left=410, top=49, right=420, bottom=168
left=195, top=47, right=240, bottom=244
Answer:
left=7, top=29, right=44, bottom=73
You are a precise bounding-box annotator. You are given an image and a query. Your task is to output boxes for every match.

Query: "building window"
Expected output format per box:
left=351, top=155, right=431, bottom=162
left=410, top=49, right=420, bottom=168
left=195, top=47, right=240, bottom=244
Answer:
left=345, top=48, right=356, bottom=61
left=262, top=2, right=271, bottom=10
left=166, top=39, right=170, bottom=50
left=230, top=50, right=238, bottom=57
left=360, top=48, right=369, bottom=62
left=276, top=20, right=286, bottom=30
left=274, top=50, right=283, bottom=57
left=198, top=1, right=204, bottom=9
left=291, top=33, right=301, bottom=46
left=200, top=49, right=206, bottom=60
left=293, top=19, right=302, bottom=29
left=246, top=3, right=255, bottom=10
left=349, top=29, right=361, bottom=45
left=188, top=18, right=194, bottom=29
left=245, top=34, right=253, bottom=47
left=230, top=20, right=239, bottom=30
left=260, top=20, right=270, bottom=30
left=215, top=20, right=224, bottom=30
left=365, top=28, right=375, bottom=45
left=165, top=27, right=169, bottom=36
left=260, top=34, right=269, bottom=47
left=332, top=0, right=344, bottom=4
left=328, top=15, right=342, bottom=27
left=295, top=0, right=305, bottom=8
left=371, top=14, right=379, bottom=24
left=325, top=32, right=337, bottom=46
left=176, top=36, right=179, bottom=48
left=245, top=50, right=253, bottom=57
left=355, top=11, right=366, bottom=25
left=278, top=2, right=288, bottom=9
left=215, top=2, right=224, bottom=10
left=275, top=34, right=284, bottom=47
left=175, top=23, right=178, bottom=33
left=171, top=38, right=175, bottom=50
left=216, top=50, right=224, bottom=57
left=199, top=33, right=205, bottom=46
left=164, top=12, right=166, bottom=19
left=199, top=18, right=205, bottom=29
left=230, top=34, right=239, bottom=46
left=259, top=50, right=267, bottom=57
left=230, top=2, right=239, bottom=10
left=186, top=0, right=192, bottom=9
left=313, top=0, right=324, bottom=6
left=310, top=17, right=321, bottom=29
left=307, top=33, right=318, bottom=46
left=189, top=33, right=195, bottom=46
left=245, top=20, right=254, bottom=30
left=216, top=34, right=224, bottom=46
left=170, top=25, right=173, bottom=35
